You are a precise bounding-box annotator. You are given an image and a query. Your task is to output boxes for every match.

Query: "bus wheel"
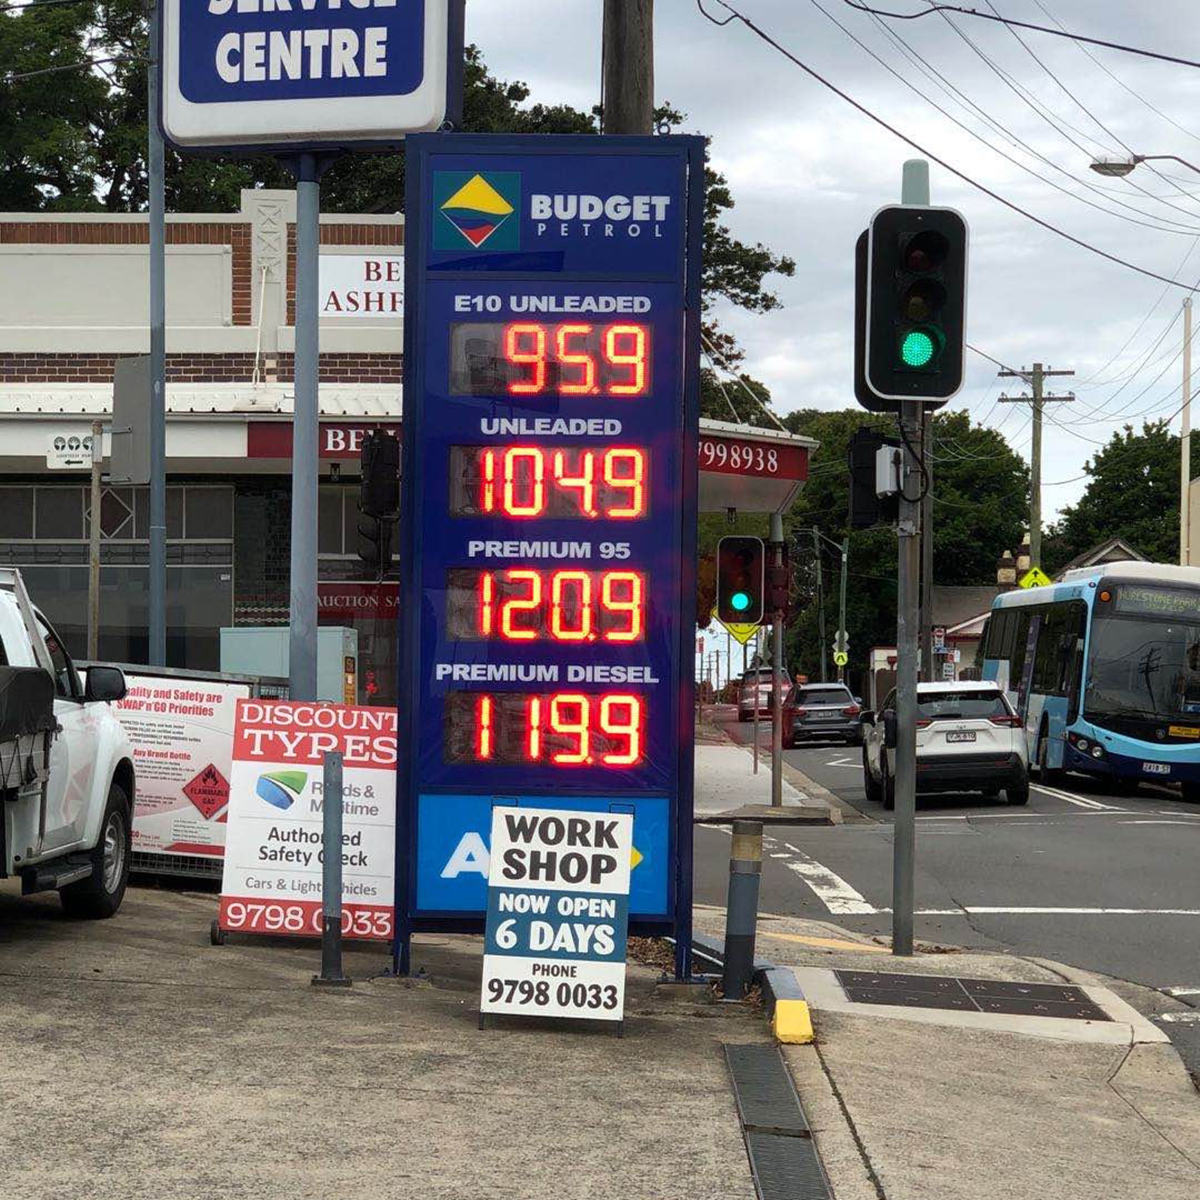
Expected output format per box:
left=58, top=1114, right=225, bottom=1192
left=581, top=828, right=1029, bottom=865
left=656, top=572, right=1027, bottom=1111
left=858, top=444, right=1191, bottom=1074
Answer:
left=1037, top=726, right=1062, bottom=786
left=1182, top=781, right=1200, bottom=805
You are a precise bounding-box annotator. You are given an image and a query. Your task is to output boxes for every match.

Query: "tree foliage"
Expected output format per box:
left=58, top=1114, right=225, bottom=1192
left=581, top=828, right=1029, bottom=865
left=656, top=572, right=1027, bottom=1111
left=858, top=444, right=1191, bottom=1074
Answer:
left=1045, top=421, right=1198, bottom=570
left=695, top=408, right=1029, bottom=689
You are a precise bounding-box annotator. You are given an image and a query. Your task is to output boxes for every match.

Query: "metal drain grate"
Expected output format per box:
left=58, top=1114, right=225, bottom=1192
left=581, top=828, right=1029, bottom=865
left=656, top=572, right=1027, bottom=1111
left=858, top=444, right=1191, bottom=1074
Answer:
left=725, top=1043, right=809, bottom=1135
left=724, top=1044, right=831, bottom=1200
left=746, top=1132, right=829, bottom=1200
left=834, top=970, right=1112, bottom=1021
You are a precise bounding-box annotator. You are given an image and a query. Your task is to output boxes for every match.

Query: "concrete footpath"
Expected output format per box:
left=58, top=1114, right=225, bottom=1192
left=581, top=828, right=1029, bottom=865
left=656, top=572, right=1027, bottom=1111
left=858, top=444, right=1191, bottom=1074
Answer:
left=693, top=740, right=1200, bottom=1199
left=0, top=883, right=758, bottom=1200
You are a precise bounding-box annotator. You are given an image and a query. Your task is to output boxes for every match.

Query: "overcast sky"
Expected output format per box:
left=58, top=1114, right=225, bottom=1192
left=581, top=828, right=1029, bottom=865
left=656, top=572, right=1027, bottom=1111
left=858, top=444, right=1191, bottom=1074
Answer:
left=466, top=1, right=1200, bottom=523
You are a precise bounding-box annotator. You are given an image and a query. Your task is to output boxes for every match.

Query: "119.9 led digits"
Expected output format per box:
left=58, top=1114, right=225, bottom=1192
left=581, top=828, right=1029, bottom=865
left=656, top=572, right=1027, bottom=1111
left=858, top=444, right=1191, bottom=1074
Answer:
left=445, top=691, right=646, bottom=767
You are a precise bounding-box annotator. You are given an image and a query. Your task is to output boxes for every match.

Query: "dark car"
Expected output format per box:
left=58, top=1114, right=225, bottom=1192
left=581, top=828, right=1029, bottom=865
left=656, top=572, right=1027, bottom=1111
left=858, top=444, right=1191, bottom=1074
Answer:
left=782, top=683, right=863, bottom=748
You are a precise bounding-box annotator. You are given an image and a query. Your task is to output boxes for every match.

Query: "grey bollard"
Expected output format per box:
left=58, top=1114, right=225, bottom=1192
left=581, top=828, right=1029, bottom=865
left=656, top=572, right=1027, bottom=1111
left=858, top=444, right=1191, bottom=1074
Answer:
left=312, top=751, right=351, bottom=988
left=722, top=819, right=763, bottom=999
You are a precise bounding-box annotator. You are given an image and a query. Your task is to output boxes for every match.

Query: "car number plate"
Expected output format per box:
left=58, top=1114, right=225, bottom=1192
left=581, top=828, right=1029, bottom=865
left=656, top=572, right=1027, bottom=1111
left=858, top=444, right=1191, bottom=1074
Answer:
left=946, top=731, right=976, bottom=743
left=1142, top=762, right=1171, bottom=775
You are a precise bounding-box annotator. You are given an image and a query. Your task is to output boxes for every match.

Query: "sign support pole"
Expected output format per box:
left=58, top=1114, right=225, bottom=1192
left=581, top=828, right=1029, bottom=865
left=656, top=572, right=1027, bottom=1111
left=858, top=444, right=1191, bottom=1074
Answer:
left=148, top=0, right=167, bottom=667
left=769, top=511, right=784, bottom=807
left=288, top=153, right=325, bottom=701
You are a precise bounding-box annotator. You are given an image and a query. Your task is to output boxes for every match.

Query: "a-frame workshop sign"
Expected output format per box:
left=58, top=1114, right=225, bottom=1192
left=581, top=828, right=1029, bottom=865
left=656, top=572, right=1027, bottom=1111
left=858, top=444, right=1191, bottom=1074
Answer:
left=395, top=134, right=705, bottom=980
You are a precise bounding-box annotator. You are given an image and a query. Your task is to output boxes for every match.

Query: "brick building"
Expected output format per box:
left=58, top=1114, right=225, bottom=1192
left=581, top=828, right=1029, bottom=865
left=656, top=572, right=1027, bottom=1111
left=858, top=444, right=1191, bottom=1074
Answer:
left=0, top=189, right=404, bottom=701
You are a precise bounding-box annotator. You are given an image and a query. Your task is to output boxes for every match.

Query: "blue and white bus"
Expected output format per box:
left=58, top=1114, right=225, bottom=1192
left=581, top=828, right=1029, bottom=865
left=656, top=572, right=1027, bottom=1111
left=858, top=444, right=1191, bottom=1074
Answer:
left=980, top=561, right=1200, bottom=800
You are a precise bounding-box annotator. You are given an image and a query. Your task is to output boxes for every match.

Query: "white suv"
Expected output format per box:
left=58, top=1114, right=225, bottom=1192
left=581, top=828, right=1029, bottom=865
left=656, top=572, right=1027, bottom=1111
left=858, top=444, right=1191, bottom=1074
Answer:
left=861, top=681, right=1029, bottom=809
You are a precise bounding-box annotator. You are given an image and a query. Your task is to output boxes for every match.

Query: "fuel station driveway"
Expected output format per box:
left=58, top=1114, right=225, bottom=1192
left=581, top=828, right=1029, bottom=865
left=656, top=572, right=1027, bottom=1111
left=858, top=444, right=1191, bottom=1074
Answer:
left=0, top=882, right=756, bottom=1200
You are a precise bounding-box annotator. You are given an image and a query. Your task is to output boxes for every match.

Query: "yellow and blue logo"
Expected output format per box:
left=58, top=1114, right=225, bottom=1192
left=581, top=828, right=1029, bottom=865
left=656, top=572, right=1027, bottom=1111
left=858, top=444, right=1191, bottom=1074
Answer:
left=433, top=171, right=520, bottom=251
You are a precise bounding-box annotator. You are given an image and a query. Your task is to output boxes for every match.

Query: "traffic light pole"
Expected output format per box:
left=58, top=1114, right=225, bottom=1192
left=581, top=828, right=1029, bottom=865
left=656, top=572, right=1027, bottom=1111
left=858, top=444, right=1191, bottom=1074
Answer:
left=891, top=158, right=929, bottom=957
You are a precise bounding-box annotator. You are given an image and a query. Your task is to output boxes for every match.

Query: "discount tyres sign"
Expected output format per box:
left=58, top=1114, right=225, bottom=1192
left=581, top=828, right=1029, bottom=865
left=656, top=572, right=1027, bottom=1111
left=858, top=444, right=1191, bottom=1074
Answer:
left=160, top=0, right=462, bottom=151
left=218, top=700, right=397, bottom=940
left=481, top=807, right=632, bottom=1023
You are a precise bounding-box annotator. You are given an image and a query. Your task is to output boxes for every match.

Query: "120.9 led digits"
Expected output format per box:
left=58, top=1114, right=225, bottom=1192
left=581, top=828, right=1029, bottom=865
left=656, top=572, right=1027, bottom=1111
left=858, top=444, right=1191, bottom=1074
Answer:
left=444, top=691, right=646, bottom=767
left=446, top=568, right=645, bottom=643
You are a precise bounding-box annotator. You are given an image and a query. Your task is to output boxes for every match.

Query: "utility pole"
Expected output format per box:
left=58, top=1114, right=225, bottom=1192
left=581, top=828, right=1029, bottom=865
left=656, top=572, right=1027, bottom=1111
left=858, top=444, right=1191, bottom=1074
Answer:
left=1181, top=298, right=1193, bottom=566
left=813, top=528, right=827, bottom=682
left=998, top=362, right=1075, bottom=569
left=602, top=0, right=654, bottom=134
left=88, top=420, right=103, bottom=660
left=919, top=411, right=933, bottom=680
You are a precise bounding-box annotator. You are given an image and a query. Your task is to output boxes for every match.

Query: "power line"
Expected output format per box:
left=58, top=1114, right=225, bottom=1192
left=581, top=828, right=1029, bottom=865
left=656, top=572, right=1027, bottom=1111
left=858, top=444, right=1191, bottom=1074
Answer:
left=695, top=1, right=1200, bottom=291
left=839, top=1, right=1200, bottom=71
left=2, top=56, right=136, bottom=83
left=806, top=0, right=1200, bottom=236
left=858, top=7, right=1200, bottom=234
left=1029, top=0, right=1200, bottom=149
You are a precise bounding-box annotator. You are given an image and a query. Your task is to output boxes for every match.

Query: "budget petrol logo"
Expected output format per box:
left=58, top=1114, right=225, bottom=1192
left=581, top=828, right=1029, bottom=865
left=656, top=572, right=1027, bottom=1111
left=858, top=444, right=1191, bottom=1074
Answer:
left=255, top=770, right=308, bottom=812
left=434, top=172, right=520, bottom=251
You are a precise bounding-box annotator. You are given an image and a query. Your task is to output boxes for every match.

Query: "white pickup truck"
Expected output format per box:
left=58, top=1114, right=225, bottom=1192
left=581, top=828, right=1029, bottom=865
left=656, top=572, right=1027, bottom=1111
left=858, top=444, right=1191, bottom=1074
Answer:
left=1, top=568, right=135, bottom=918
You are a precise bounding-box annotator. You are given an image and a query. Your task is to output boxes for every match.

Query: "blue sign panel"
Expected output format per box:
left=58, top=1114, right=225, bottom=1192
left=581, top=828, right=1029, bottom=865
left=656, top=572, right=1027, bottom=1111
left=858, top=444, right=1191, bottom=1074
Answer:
left=397, top=135, right=704, bottom=975
left=160, top=0, right=461, bottom=151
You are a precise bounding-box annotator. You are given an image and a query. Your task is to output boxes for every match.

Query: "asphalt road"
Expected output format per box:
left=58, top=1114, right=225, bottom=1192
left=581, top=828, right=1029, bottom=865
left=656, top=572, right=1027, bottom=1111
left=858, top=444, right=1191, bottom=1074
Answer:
left=697, top=705, right=1200, bottom=1078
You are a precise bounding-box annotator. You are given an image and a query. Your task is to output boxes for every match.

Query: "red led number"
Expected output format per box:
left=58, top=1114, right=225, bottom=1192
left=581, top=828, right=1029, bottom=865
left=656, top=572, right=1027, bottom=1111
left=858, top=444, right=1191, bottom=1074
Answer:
left=473, top=568, right=645, bottom=643
left=477, top=447, right=646, bottom=520
left=464, top=693, right=644, bottom=767
left=500, top=322, right=650, bottom=397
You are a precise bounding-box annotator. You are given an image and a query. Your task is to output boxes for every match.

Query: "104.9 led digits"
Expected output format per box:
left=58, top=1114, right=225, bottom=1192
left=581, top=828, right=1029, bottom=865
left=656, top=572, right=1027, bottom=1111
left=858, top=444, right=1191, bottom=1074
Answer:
left=449, top=445, right=647, bottom=519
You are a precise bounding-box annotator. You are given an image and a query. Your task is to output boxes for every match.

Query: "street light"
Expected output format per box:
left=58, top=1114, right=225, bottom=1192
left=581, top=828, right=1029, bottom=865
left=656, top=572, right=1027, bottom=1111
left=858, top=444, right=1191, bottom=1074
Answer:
left=1089, top=153, right=1200, bottom=177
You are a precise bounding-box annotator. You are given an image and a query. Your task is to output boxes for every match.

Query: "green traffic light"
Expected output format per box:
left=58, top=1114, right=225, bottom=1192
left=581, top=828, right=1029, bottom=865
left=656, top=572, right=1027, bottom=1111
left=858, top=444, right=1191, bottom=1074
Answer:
left=730, top=591, right=752, bottom=613
left=900, top=330, right=935, bottom=368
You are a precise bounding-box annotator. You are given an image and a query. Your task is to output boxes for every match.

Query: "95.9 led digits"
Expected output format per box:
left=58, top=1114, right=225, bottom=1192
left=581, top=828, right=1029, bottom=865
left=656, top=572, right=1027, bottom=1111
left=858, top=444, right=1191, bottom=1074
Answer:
left=444, top=691, right=646, bottom=767
left=449, top=321, right=650, bottom=397
left=449, top=445, right=647, bottom=519
left=446, top=567, right=646, bottom=643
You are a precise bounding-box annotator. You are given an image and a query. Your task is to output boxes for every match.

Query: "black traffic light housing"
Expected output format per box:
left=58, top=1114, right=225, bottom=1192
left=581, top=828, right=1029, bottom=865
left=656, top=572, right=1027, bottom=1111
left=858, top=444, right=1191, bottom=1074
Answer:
left=856, top=205, right=968, bottom=410
left=357, top=430, right=400, bottom=575
left=848, top=427, right=900, bottom=528
left=716, top=536, right=765, bottom=624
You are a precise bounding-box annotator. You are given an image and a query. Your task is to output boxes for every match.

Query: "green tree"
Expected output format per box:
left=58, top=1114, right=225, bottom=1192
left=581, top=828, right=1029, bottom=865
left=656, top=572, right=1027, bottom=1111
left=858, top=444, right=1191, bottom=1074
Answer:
left=1044, top=421, right=1197, bottom=570
left=721, top=407, right=1030, bottom=687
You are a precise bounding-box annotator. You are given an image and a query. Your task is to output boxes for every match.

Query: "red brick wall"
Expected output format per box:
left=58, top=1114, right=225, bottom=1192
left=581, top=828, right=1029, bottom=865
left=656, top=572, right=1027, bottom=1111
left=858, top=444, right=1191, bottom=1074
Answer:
left=0, top=221, right=254, bottom=325
left=0, top=351, right=401, bottom=384
left=286, top=222, right=404, bottom=324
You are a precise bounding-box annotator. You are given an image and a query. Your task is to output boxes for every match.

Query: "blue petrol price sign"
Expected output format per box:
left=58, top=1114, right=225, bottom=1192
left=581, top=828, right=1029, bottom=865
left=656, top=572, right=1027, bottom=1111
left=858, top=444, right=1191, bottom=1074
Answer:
left=160, top=0, right=462, bottom=151
left=396, top=135, right=704, bottom=972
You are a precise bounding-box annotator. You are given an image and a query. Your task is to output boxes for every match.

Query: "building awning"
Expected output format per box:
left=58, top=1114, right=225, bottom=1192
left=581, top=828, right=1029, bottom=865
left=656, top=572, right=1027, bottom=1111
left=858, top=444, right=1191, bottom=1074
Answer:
left=0, top=386, right=818, bottom=510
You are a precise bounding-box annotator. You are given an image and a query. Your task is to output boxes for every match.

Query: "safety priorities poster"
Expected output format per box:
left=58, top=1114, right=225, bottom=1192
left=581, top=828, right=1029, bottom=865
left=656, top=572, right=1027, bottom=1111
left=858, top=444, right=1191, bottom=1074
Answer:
left=218, top=700, right=397, bottom=940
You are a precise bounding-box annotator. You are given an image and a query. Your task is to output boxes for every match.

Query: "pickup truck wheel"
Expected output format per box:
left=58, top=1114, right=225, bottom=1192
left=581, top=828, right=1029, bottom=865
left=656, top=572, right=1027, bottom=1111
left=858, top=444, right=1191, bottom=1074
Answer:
left=60, top=783, right=131, bottom=920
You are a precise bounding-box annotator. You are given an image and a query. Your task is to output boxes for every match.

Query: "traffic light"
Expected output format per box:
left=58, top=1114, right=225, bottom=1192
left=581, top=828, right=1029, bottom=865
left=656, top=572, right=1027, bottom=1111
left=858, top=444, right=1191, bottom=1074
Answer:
left=357, top=430, right=400, bottom=574
left=858, top=205, right=968, bottom=409
left=359, top=430, right=400, bottom=519
left=716, top=536, right=765, bottom=624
